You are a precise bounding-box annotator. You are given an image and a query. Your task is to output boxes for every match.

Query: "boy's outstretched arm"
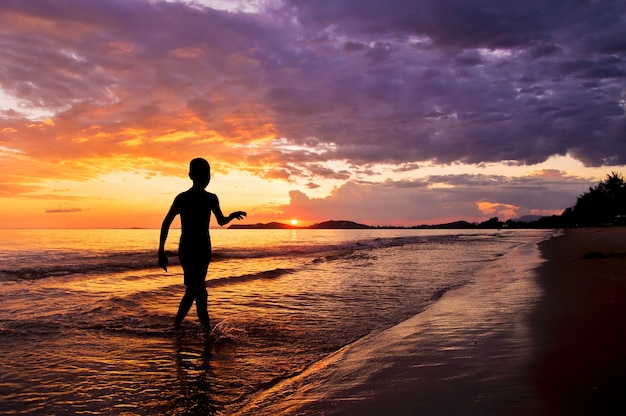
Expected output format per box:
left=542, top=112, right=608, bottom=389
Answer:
left=158, top=206, right=178, bottom=271
left=212, top=195, right=247, bottom=226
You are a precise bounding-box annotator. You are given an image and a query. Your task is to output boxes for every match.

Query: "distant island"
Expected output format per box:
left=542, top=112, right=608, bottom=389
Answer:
left=229, top=220, right=373, bottom=230
left=228, top=217, right=564, bottom=230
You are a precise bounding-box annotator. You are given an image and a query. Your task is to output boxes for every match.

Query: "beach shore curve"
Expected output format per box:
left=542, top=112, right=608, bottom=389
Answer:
left=234, top=227, right=626, bottom=415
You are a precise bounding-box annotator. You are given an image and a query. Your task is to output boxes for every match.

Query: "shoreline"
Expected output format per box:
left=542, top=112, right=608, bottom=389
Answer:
left=235, top=227, right=626, bottom=415
left=530, top=227, right=626, bottom=415
left=235, top=233, right=548, bottom=415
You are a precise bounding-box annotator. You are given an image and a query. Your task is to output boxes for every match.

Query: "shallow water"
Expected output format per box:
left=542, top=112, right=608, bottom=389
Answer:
left=236, top=240, right=548, bottom=415
left=0, top=228, right=553, bottom=414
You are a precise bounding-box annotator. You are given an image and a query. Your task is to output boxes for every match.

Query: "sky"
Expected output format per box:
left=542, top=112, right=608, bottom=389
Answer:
left=0, top=0, right=625, bottom=228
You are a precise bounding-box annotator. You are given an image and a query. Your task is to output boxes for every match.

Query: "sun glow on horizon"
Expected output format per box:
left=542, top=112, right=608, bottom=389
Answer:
left=290, top=219, right=298, bottom=226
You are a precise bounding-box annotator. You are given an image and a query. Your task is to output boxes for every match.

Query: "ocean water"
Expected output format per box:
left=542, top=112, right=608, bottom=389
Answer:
left=0, top=228, right=554, bottom=415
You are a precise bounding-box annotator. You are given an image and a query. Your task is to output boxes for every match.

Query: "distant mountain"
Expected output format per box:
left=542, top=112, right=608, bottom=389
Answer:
left=229, top=221, right=295, bottom=229
left=228, top=217, right=559, bottom=230
left=229, top=220, right=372, bottom=229
left=308, top=220, right=372, bottom=229
left=426, top=220, right=475, bottom=229
left=514, top=215, right=543, bottom=223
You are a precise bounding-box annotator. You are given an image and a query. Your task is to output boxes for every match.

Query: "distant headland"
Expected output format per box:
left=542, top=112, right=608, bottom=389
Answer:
left=227, top=217, right=563, bottom=230
left=229, top=220, right=372, bottom=230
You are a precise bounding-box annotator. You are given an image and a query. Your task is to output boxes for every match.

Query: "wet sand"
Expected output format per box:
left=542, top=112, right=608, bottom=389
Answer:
left=531, top=227, right=626, bottom=415
left=237, top=228, right=626, bottom=415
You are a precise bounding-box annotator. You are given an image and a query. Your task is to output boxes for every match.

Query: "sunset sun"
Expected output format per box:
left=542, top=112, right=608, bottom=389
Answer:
left=291, top=219, right=298, bottom=226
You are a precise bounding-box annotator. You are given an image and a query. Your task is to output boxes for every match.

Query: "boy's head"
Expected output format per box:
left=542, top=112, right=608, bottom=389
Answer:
left=189, top=158, right=210, bottom=187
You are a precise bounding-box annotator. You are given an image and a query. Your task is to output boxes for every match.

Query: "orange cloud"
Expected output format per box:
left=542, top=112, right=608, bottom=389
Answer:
left=528, top=169, right=567, bottom=179
left=476, top=201, right=518, bottom=218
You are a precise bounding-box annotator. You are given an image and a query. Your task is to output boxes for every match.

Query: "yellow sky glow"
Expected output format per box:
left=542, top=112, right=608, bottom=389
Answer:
left=0, top=150, right=620, bottom=228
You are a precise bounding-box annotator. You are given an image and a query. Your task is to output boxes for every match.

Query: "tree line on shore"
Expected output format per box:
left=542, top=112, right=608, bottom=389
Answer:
left=453, top=172, right=626, bottom=229
left=472, top=171, right=626, bottom=229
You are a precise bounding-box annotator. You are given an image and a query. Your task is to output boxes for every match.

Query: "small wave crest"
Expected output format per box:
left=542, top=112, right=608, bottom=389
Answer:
left=209, top=319, right=248, bottom=345
left=207, top=268, right=296, bottom=287
left=0, top=249, right=159, bottom=281
left=1, top=234, right=451, bottom=282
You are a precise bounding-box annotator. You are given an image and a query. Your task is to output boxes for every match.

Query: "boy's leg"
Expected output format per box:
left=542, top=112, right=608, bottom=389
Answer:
left=193, top=283, right=210, bottom=330
left=180, top=261, right=209, bottom=329
left=174, top=287, right=195, bottom=327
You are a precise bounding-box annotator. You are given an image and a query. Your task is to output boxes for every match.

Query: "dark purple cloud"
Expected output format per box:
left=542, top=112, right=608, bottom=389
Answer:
left=275, top=0, right=626, bottom=168
left=0, top=0, right=624, bottom=183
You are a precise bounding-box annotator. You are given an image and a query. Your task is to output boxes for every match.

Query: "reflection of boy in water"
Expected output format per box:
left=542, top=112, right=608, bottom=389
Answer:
left=158, top=158, right=246, bottom=330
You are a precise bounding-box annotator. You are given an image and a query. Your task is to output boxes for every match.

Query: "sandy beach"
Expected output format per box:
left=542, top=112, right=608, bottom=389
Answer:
left=236, top=227, right=626, bottom=415
left=531, top=227, right=626, bottom=415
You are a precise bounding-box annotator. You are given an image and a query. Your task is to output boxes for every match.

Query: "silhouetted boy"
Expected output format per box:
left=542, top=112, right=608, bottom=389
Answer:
left=159, top=158, right=246, bottom=330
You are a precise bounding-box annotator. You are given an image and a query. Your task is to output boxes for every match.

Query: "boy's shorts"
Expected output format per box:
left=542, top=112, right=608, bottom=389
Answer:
left=181, top=260, right=209, bottom=287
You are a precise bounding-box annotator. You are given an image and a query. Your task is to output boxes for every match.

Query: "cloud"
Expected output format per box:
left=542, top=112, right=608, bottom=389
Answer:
left=277, top=172, right=594, bottom=225
left=0, top=0, right=623, bottom=183
left=44, top=208, right=83, bottom=214
left=0, top=0, right=624, bottom=228
left=0, top=182, right=43, bottom=196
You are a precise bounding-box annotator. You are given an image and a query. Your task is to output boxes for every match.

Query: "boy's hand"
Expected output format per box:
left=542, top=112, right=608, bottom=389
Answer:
left=233, top=211, right=247, bottom=220
left=158, top=251, right=169, bottom=272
